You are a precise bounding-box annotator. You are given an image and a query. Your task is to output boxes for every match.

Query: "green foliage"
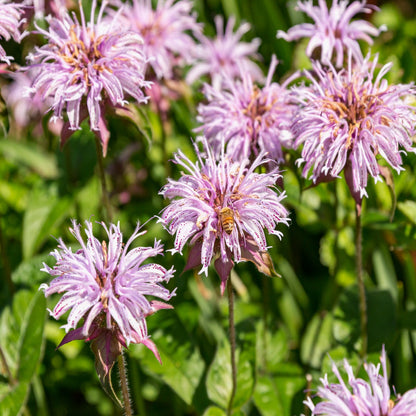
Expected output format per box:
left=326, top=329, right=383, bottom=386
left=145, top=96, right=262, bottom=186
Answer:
left=1, top=1, right=416, bottom=415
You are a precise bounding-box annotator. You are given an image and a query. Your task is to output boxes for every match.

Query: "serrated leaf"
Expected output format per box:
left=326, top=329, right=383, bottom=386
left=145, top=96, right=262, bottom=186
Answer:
left=0, top=140, right=58, bottom=179
left=17, top=291, right=46, bottom=382
left=131, top=308, right=205, bottom=408
left=22, top=186, right=72, bottom=259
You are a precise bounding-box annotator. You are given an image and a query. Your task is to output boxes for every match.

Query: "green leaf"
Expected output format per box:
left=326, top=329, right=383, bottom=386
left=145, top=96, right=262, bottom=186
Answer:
left=12, top=252, right=54, bottom=286
left=0, top=140, right=59, bottom=179
left=206, top=339, right=254, bottom=411
left=17, top=290, right=46, bottom=382
left=22, top=185, right=72, bottom=259
left=0, top=381, right=30, bottom=416
left=300, top=312, right=333, bottom=368
left=253, top=363, right=305, bottom=416
left=398, top=200, right=416, bottom=225
left=372, top=245, right=398, bottom=302
left=333, top=287, right=397, bottom=352
left=131, top=308, right=205, bottom=408
left=256, top=323, right=288, bottom=373
left=202, top=406, right=227, bottom=416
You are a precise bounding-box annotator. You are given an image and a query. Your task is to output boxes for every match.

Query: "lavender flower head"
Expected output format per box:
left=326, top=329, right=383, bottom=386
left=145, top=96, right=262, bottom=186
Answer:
left=196, top=55, right=297, bottom=163
left=304, top=346, right=416, bottom=415
left=0, top=1, right=26, bottom=65
left=186, top=15, right=264, bottom=90
left=159, top=138, right=290, bottom=294
left=40, top=220, right=175, bottom=369
left=292, top=54, right=416, bottom=202
left=115, top=0, right=201, bottom=80
left=277, top=0, right=385, bottom=67
left=25, top=0, right=150, bottom=156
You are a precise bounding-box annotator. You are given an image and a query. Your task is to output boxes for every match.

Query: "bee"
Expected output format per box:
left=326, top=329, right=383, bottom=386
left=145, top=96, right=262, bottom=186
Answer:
left=218, top=207, right=235, bottom=235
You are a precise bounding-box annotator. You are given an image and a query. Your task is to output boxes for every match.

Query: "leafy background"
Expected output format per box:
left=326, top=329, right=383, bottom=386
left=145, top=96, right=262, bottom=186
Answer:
left=1, top=0, right=416, bottom=415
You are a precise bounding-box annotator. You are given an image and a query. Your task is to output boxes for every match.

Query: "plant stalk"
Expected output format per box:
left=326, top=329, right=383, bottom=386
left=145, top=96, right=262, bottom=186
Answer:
left=356, top=205, right=367, bottom=358
left=118, top=353, right=133, bottom=416
left=227, top=279, right=237, bottom=416
left=95, top=137, right=113, bottom=222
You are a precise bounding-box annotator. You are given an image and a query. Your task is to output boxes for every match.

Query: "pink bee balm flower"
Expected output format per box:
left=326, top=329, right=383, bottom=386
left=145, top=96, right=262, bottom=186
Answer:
left=196, top=55, right=297, bottom=163
left=115, top=0, right=201, bottom=80
left=186, top=15, right=264, bottom=90
left=40, top=220, right=175, bottom=370
left=304, top=346, right=416, bottom=416
left=292, top=55, right=416, bottom=202
left=159, top=138, right=290, bottom=294
left=25, top=0, right=150, bottom=156
left=277, top=0, right=385, bottom=67
left=0, top=1, right=26, bottom=65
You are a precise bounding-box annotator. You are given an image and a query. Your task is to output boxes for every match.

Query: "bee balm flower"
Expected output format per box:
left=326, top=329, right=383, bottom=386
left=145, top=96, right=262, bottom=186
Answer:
left=115, top=0, right=201, bottom=80
left=25, top=0, right=150, bottom=156
left=197, top=55, right=297, bottom=163
left=159, top=138, right=290, bottom=294
left=292, top=55, right=416, bottom=201
left=0, top=1, right=26, bottom=65
left=277, top=0, right=385, bottom=67
left=40, top=220, right=175, bottom=370
left=186, top=15, right=263, bottom=90
left=305, top=346, right=416, bottom=415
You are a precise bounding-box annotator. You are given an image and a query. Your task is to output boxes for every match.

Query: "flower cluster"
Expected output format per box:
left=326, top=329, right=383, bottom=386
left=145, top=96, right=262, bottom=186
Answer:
left=277, top=0, right=385, bottom=67
left=305, top=347, right=416, bottom=415
left=41, top=220, right=175, bottom=367
left=292, top=54, right=416, bottom=200
left=197, top=55, right=297, bottom=163
left=25, top=0, right=150, bottom=155
left=160, top=138, right=290, bottom=294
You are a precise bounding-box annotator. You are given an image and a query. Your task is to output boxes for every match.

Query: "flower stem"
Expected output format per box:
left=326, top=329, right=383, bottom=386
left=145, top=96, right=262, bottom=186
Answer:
left=227, top=279, right=237, bottom=416
left=95, top=137, right=113, bottom=222
left=355, top=205, right=367, bottom=358
left=118, top=353, right=133, bottom=416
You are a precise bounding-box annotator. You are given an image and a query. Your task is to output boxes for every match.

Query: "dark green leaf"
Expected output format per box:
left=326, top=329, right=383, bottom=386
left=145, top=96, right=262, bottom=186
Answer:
left=131, top=308, right=205, bottom=407
left=17, top=291, right=46, bottom=382
left=206, top=339, right=254, bottom=411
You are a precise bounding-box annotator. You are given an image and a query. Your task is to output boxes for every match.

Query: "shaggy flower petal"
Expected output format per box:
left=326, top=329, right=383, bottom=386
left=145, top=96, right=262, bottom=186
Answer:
left=159, top=138, right=289, bottom=294
left=0, top=0, right=26, bottom=64
left=277, top=0, right=385, bottom=67
left=305, top=346, right=416, bottom=415
left=292, top=54, right=416, bottom=200
left=24, top=0, right=150, bottom=155
left=114, top=0, right=201, bottom=80
left=40, top=220, right=176, bottom=361
left=186, top=15, right=263, bottom=90
left=196, top=55, right=298, bottom=162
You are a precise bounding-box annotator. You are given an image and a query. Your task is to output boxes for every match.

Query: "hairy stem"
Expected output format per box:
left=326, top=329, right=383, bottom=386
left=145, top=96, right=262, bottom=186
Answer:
left=227, top=279, right=237, bottom=416
left=356, top=205, right=367, bottom=358
left=118, top=353, right=133, bottom=416
left=95, top=137, right=113, bottom=222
